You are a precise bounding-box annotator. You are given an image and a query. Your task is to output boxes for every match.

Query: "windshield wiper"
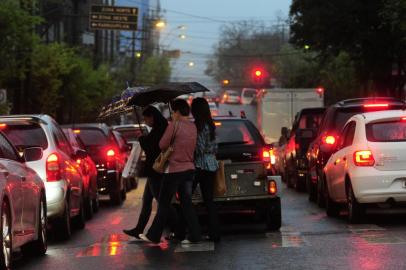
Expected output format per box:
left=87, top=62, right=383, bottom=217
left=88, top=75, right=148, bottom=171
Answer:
left=219, top=141, right=248, bottom=146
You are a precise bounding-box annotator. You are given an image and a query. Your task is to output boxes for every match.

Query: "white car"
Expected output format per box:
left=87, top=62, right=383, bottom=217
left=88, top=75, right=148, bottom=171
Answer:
left=209, top=102, right=219, bottom=117
left=323, top=110, right=406, bottom=222
left=241, top=88, right=258, bottom=105
left=222, top=90, right=241, bottom=104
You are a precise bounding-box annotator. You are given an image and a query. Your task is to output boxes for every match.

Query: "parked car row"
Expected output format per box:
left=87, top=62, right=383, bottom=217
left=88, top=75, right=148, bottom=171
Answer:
left=277, top=97, right=406, bottom=223
left=0, top=115, right=144, bottom=268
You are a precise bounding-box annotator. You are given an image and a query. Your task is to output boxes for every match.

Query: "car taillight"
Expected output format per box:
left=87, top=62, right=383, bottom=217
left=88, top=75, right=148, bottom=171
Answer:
left=263, top=148, right=271, bottom=162
left=106, top=149, right=116, bottom=169
left=364, top=103, right=389, bottom=108
left=270, top=149, right=276, bottom=165
left=323, top=135, right=336, bottom=145
left=354, top=150, right=375, bottom=166
left=268, top=180, right=277, bottom=195
left=46, top=153, right=62, bottom=182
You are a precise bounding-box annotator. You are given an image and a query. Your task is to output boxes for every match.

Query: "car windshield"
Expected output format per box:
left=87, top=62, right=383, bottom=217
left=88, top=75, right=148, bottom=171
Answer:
left=2, top=123, right=48, bottom=150
left=366, top=121, right=406, bottom=142
left=216, top=120, right=256, bottom=145
left=76, top=129, right=108, bottom=146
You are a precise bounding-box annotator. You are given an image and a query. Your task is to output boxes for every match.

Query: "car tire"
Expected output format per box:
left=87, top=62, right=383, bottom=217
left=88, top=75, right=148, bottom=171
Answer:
left=347, top=183, right=364, bottom=224
left=85, top=195, right=93, bottom=220
left=324, top=177, right=340, bottom=217
left=22, top=194, right=47, bottom=256
left=266, top=198, right=282, bottom=231
left=307, top=174, right=317, bottom=202
left=0, top=199, right=12, bottom=270
left=74, top=196, right=86, bottom=230
left=55, top=199, right=71, bottom=240
left=93, top=192, right=100, bottom=213
left=316, top=175, right=325, bottom=208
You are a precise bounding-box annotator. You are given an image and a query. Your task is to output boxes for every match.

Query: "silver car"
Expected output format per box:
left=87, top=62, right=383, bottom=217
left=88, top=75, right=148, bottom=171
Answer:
left=0, top=131, right=47, bottom=268
left=0, top=115, right=86, bottom=240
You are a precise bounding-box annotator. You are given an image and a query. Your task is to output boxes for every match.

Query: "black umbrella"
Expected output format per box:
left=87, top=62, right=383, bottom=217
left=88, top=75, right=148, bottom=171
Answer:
left=127, top=82, right=209, bottom=107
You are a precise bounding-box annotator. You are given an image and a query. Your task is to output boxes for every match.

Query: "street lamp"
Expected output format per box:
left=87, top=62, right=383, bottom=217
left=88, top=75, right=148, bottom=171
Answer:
left=155, top=20, right=166, bottom=29
left=188, top=61, right=195, bottom=67
left=179, top=34, right=187, bottom=40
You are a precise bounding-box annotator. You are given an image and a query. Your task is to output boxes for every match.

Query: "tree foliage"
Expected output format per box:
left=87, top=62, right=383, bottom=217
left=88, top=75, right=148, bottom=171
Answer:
left=290, top=0, right=406, bottom=96
left=135, top=55, right=171, bottom=86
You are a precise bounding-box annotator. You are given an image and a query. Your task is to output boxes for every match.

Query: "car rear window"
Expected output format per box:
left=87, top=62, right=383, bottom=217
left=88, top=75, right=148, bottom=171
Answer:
left=76, top=129, right=108, bottom=146
left=366, top=121, right=406, bottom=142
left=298, top=111, right=324, bottom=129
left=216, top=121, right=258, bottom=146
left=116, top=128, right=145, bottom=142
left=2, top=123, right=48, bottom=150
left=227, top=91, right=239, bottom=96
left=243, top=90, right=257, bottom=97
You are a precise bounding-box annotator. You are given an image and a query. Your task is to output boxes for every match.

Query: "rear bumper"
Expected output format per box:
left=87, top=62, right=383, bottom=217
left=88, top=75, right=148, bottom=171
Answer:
left=45, top=181, right=67, bottom=218
left=351, top=168, right=406, bottom=203
left=97, top=169, right=120, bottom=194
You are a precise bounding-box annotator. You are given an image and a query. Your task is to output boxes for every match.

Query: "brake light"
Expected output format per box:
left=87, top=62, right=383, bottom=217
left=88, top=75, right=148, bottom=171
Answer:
left=46, top=153, right=62, bottom=182
left=73, top=129, right=81, bottom=134
left=354, top=150, right=375, bottom=166
left=401, top=117, right=406, bottom=121
left=0, top=124, right=6, bottom=129
left=263, top=149, right=271, bottom=162
left=214, top=122, right=222, bottom=126
left=323, top=135, right=336, bottom=145
left=364, top=103, right=389, bottom=108
left=270, top=149, right=276, bottom=165
left=268, top=180, right=277, bottom=195
left=107, top=149, right=115, bottom=157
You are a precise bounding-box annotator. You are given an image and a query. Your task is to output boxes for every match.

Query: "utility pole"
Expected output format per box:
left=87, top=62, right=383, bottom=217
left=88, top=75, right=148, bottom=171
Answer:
left=110, top=0, right=115, bottom=63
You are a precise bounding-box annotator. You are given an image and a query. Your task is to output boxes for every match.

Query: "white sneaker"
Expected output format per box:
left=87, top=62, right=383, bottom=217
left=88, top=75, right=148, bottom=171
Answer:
left=139, top=234, right=154, bottom=243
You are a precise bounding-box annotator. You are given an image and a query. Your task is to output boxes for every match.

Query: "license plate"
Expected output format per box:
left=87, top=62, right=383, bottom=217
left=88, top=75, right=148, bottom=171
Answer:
left=253, top=181, right=261, bottom=187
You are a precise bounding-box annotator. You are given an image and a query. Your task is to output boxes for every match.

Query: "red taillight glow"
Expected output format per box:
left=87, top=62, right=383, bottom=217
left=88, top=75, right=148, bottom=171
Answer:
left=401, top=117, right=406, bottom=121
left=73, top=129, right=81, bottom=134
left=364, top=103, right=389, bottom=108
left=107, top=149, right=115, bottom=157
left=263, top=149, right=271, bottom=162
left=324, top=135, right=336, bottom=145
left=46, top=153, right=62, bottom=182
left=354, top=150, right=375, bottom=166
left=0, top=124, right=6, bottom=129
left=268, top=180, right=277, bottom=195
left=214, top=122, right=222, bottom=126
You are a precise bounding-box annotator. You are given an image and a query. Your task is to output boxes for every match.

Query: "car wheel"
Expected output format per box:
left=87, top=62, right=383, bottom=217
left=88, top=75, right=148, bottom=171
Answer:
left=93, top=192, right=100, bottom=213
left=307, top=174, right=317, bottom=202
left=55, top=200, right=71, bottom=240
left=316, top=175, right=325, bottom=208
left=74, top=196, right=86, bottom=230
left=121, top=177, right=127, bottom=201
left=0, top=200, right=12, bottom=270
left=22, top=194, right=47, bottom=256
left=324, top=177, right=340, bottom=217
left=347, top=183, right=364, bottom=224
left=85, top=195, right=93, bottom=220
left=266, top=198, right=282, bottom=231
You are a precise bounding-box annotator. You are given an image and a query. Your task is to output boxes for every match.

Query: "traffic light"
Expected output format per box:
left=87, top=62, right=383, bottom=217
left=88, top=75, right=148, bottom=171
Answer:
left=250, top=67, right=268, bottom=88
left=316, top=87, right=324, bottom=97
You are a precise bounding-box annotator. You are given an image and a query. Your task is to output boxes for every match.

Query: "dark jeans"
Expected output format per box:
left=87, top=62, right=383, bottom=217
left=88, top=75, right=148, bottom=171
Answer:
left=195, top=169, right=221, bottom=239
left=146, top=170, right=201, bottom=243
left=133, top=176, right=162, bottom=234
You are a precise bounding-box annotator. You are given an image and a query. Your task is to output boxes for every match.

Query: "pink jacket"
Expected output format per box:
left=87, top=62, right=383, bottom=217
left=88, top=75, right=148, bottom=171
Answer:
left=159, top=119, right=197, bottom=173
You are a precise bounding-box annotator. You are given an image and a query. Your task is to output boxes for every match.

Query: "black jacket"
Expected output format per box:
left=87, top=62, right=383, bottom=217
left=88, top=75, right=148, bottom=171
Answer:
left=139, top=124, right=167, bottom=177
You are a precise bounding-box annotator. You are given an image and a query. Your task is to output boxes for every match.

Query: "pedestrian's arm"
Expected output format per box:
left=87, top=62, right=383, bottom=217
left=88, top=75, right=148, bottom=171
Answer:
left=159, top=122, right=174, bottom=150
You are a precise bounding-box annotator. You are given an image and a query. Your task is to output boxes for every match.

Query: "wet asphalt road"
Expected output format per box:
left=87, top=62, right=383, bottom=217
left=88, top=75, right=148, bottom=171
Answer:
left=15, top=177, right=406, bottom=270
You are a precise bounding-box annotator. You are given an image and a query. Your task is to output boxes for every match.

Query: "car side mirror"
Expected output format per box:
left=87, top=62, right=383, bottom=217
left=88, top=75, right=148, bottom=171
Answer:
left=24, top=147, right=43, bottom=162
left=74, top=149, right=88, bottom=159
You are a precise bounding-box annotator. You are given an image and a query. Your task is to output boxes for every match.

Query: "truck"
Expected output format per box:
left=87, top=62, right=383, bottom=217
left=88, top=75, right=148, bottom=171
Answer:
left=257, top=88, right=324, bottom=182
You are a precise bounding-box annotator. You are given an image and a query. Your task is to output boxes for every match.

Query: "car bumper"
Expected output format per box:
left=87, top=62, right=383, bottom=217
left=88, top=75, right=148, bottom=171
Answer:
left=351, top=168, right=406, bottom=203
left=97, top=169, right=120, bottom=194
left=45, top=181, right=67, bottom=218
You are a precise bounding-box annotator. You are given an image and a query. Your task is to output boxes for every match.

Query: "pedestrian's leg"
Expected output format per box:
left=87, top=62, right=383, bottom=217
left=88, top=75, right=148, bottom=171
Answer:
left=146, top=174, right=179, bottom=243
left=199, top=170, right=221, bottom=240
left=132, top=177, right=154, bottom=233
left=148, top=175, right=162, bottom=199
left=178, top=171, right=201, bottom=242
